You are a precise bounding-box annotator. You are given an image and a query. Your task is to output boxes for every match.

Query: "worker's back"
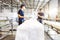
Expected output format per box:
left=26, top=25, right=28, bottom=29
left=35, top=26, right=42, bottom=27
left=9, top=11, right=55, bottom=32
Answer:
left=15, top=19, right=44, bottom=40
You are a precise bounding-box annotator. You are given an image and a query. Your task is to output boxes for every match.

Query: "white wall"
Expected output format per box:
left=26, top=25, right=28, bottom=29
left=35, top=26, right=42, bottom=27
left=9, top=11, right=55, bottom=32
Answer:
left=49, top=0, right=58, bottom=19
left=0, top=8, right=18, bottom=22
left=0, top=8, right=17, bottom=17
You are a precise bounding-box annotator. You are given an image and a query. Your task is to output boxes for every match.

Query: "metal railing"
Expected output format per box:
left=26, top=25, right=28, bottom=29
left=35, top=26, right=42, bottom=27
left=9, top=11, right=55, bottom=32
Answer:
left=0, top=17, right=14, bottom=40
left=44, top=20, right=60, bottom=40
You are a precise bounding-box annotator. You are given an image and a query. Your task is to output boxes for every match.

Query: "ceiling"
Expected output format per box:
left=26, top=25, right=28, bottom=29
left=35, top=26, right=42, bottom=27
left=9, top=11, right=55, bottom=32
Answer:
left=19, top=0, right=44, bottom=9
left=0, top=0, right=18, bottom=6
left=0, top=0, right=50, bottom=9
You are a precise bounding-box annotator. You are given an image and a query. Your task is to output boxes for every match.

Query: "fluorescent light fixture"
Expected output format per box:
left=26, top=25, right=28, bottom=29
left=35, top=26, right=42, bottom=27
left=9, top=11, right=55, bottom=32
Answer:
left=40, top=0, right=44, bottom=2
left=3, top=3, right=9, bottom=5
left=15, top=0, right=19, bottom=2
left=0, top=1, right=2, bottom=2
left=3, top=3, right=6, bottom=4
left=45, top=0, right=49, bottom=2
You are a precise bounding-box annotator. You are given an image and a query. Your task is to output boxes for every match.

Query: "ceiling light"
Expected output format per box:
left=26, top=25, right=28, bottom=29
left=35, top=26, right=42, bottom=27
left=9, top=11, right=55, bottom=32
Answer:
left=40, top=0, right=44, bottom=2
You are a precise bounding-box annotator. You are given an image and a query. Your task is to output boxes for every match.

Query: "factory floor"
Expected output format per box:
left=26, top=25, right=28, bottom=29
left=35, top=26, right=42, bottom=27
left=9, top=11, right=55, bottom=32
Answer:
left=2, top=35, right=15, bottom=40
left=1, top=32, right=51, bottom=40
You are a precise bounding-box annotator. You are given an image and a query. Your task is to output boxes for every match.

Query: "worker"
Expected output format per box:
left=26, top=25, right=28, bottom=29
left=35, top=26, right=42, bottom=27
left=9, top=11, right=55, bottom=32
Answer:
left=18, top=4, right=26, bottom=25
left=37, top=9, right=44, bottom=23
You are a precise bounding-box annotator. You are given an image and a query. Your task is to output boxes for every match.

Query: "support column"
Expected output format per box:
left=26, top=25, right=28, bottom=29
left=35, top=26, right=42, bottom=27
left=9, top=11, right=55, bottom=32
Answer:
left=11, top=0, right=13, bottom=12
left=58, top=0, right=60, bottom=18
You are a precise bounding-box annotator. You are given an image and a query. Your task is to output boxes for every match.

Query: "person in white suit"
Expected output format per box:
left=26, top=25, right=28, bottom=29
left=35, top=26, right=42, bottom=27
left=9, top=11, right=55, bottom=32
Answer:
left=15, top=11, right=44, bottom=40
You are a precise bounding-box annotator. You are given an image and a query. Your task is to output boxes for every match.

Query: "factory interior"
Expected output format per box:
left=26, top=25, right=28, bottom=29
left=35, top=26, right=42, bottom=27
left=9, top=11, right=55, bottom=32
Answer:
left=0, top=0, right=60, bottom=40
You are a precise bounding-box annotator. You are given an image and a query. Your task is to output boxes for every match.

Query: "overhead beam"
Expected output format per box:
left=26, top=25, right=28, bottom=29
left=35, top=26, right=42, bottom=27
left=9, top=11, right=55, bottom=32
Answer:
left=33, top=0, right=35, bottom=8
left=35, top=0, right=40, bottom=10
left=35, top=0, right=44, bottom=11
left=11, top=0, right=13, bottom=12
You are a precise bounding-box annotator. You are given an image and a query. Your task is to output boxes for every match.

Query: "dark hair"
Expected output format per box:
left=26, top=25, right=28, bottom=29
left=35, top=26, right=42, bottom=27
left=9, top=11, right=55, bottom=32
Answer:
left=20, top=4, right=25, bottom=8
left=39, top=8, right=42, bottom=11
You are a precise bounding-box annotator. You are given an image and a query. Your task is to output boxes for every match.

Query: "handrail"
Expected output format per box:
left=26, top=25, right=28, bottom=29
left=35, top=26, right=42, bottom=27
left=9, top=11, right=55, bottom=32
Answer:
left=0, top=17, right=13, bottom=40
left=0, top=20, right=8, bottom=22
left=0, top=24, right=10, bottom=27
left=52, top=25, right=60, bottom=31
left=44, top=20, right=60, bottom=33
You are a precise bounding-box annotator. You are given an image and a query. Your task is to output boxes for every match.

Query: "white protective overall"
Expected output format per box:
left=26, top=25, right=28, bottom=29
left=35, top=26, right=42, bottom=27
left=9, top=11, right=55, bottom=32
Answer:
left=15, top=18, right=44, bottom=40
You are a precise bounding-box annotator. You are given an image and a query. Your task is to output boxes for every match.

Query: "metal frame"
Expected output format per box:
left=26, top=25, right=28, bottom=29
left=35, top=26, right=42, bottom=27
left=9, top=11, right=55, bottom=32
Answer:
left=0, top=17, right=14, bottom=40
left=44, top=21, right=60, bottom=40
